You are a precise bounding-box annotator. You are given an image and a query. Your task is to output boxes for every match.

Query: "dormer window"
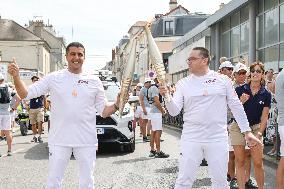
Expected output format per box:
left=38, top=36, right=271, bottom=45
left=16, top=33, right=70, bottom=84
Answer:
left=164, top=20, right=174, bottom=35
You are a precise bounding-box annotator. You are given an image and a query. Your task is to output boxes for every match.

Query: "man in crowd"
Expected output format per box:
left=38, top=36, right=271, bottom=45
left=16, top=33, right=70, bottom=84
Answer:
left=276, top=68, right=284, bottom=189
left=29, top=75, right=45, bottom=143
left=139, top=78, right=152, bottom=142
left=148, top=79, right=169, bottom=158
left=159, top=47, right=262, bottom=189
left=219, top=60, right=237, bottom=188
left=8, top=42, right=121, bottom=189
left=0, top=73, right=20, bottom=157
left=219, top=60, right=234, bottom=77
left=133, top=83, right=143, bottom=136
left=266, top=69, right=275, bottom=92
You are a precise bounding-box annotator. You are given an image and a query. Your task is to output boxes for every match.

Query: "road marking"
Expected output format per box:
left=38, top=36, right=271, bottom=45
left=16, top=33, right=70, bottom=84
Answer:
left=0, top=148, right=26, bottom=158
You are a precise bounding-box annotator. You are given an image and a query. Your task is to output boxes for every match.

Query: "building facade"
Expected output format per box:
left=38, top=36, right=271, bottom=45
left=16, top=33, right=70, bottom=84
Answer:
left=0, top=19, right=50, bottom=84
left=112, top=0, right=209, bottom=84
left=169, top=0, right=284, bottom=83
left=27, top=20, right=66, bottom=72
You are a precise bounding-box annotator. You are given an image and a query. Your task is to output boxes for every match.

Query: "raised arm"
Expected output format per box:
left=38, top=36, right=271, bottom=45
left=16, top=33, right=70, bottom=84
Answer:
left=8, top=59, right=28, bottom=99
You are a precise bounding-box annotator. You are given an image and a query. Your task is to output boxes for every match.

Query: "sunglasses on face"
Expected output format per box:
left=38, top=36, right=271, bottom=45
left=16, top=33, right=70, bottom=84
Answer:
left=250, top=69, right=262, bottom=74
left=224, top=67, right=233, bottom=71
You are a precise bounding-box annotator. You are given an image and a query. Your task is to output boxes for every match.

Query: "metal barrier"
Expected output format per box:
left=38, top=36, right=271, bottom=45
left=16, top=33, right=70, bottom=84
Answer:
left=163, top=108, right=281, bottom=161
left=162, top=111, right=184, bottom=128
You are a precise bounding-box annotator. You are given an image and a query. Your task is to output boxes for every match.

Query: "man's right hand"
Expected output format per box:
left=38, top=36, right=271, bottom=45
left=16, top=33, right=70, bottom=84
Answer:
left=8, top=58, right=20, bottom=78
left=159, top=86, right=169, bottom=97
left=143, top=109, right=147, bottom=115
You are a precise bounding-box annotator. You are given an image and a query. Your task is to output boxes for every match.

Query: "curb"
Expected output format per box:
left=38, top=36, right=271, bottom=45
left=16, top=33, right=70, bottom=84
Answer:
left=163, top=124, right=279, bottom=166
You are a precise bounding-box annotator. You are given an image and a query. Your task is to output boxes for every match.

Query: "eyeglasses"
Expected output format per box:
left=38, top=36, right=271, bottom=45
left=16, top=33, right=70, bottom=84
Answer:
left=224, top=67, right=233, bottom=71
left=237, top=71, right=247, bottom=75
left=186, top=57, right=204, bottom=63
left=250, top=69, right=262, bottom=74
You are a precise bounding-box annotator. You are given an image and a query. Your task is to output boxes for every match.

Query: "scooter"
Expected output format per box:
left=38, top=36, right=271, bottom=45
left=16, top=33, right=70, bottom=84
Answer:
left=15, top=107, right=31, bottom=136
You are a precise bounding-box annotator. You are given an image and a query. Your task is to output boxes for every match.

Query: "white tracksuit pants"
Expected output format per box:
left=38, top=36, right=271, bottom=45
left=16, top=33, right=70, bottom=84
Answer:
left=46, top=145, right=97, bottom=189
left=174, top=141, right=229, bottom=189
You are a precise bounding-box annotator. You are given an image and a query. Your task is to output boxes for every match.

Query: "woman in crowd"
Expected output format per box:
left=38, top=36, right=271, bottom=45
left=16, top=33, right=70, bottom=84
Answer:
left=230, top=61, right=271, bottom=189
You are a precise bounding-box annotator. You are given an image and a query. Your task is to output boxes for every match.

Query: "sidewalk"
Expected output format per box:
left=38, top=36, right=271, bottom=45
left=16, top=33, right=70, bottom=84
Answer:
left=163, top=124, right=280, bottom=166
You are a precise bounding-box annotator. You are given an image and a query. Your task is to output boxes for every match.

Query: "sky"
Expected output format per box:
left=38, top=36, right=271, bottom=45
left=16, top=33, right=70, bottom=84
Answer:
left=0, top=0, right=231, bottom=71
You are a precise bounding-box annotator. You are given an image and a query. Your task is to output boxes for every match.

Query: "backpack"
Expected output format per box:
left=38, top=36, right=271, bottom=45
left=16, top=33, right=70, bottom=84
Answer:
left=147, top=84, right=163, bottom=104
left=0, top=84, right=10, bottom=104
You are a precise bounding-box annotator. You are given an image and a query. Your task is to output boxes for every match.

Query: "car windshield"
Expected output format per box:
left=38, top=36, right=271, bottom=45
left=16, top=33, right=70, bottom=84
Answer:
left=104, top=84, right=120, bottom=102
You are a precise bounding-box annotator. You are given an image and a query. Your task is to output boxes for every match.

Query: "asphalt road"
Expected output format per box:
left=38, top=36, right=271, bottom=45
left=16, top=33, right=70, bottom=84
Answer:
left=0, top=124, right=277, bottom=189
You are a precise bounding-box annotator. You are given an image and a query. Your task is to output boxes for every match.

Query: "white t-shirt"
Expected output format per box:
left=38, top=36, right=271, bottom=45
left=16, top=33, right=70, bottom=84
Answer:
left=26, top=69, right=106, bottom=147
left=166, top=70, right=251, bottom=142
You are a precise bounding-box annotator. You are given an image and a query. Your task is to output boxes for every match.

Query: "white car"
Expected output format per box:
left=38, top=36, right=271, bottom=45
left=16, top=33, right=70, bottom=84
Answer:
left=96, top=80, right=137, bottom=152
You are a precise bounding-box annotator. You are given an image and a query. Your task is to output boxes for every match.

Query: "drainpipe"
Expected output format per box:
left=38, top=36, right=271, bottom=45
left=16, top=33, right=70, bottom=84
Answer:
left=249, top=0, right=256, bottom=65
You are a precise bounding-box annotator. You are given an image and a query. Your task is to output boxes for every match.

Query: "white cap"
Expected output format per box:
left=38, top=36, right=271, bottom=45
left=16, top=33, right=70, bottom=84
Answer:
left=137, top=83, right=143, bottom=87
left=144, top=78, right=151, bottom=83
left=0, top=73, right=4, bottom=80
left=234, top=63, right=248, bottom=73
left=150, top=80, right=155, bottom=85
left=219, top=61, right=234, bottom=70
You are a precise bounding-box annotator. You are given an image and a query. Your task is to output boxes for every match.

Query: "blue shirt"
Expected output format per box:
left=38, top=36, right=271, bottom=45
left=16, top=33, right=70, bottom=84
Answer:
left=139, top=87, right=150, bottom=107
left=235, top=83, right=271, bottom=126
left=30, top=95, right=44, bottom=109
left=148, top=85, right=160, bottom=113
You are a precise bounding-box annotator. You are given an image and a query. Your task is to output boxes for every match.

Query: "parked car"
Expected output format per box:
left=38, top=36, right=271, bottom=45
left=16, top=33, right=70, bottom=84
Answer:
left=96, top=79, right=137, bottom=152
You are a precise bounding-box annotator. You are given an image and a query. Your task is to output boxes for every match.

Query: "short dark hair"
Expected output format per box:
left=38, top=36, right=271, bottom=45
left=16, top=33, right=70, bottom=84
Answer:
left=192, top=47, right=210, bottom=64
left=31, top=76, right=39, bottom=81
left=268, top=68, right=274, bottom=73
left=66, top=42, right=85, bottom=54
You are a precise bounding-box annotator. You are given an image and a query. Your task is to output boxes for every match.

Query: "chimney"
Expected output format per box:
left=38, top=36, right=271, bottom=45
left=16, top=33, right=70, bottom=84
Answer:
left=34, top=20, right=44, bottom=38
left=169, top=0, right=178, bottom=11
left=219, top=3, right=225, bottom=9
left=112, top=49, right=115, bottom=60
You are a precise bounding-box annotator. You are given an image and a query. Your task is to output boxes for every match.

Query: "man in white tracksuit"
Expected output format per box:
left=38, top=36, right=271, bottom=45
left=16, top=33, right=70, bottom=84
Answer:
left=159, top=47, right=262, bottom=189
left=8, top=42, right=120, bottom=189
